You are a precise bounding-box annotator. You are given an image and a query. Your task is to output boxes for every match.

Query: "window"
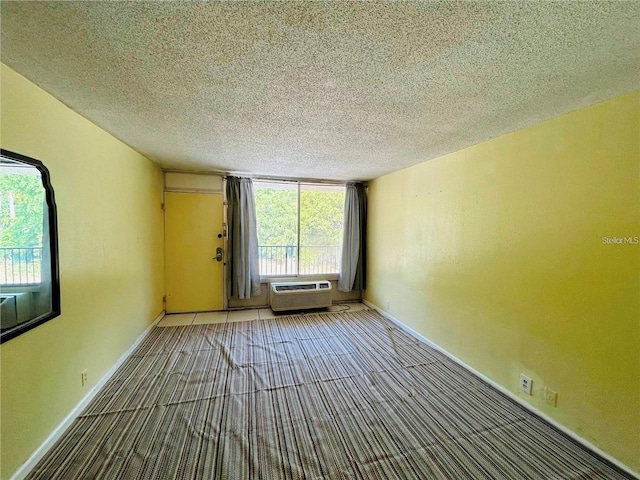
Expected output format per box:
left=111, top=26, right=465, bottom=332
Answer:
left=1, top=150, right=60, bottom=343
left=254, top=181, right=345, bottom=276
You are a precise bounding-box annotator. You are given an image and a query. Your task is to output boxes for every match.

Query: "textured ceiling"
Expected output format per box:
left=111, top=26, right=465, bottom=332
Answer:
left=1, top=2, right=639, bottom=182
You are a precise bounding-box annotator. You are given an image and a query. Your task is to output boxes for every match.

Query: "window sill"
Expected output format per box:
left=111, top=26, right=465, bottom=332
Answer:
left=260, top=273, right=339, bottom=283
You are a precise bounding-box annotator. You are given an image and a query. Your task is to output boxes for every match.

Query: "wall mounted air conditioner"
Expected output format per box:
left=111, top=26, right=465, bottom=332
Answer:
left=270, top=281, right=332, bottom=312
left=0, top=293, right=31, bottom=329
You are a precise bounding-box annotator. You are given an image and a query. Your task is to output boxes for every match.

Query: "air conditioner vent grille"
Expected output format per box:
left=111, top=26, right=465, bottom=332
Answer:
left=275, top=283, right=316, bottom=292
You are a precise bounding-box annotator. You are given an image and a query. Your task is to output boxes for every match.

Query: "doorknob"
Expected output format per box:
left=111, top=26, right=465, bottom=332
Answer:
left=214, top=247, right=223, bottom=262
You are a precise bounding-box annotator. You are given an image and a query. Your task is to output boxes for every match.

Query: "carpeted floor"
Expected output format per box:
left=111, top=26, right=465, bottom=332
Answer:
left=28, top=309, right=631, bottom=479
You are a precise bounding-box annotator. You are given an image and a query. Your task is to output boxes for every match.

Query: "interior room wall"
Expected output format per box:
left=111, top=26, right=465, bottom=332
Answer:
left=163, top=172, right=361, bottom=310
left=0, top=64, right=165, bottom=480
left=365, top=90, right=639, bottom=472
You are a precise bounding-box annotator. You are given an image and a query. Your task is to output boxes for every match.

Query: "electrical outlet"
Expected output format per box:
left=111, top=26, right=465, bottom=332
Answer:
left=544, top=387, right=557, bottom=407
left=519, top=374, right=532, bottom=395
left=81, top=369, right=88, bottom=387
left=384, top=300, right=390, bottom=310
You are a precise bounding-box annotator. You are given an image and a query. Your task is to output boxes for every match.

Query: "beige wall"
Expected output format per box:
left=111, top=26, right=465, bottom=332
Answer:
left=0, top=64, right=165, bottom=479
left=365, top=91, right=640, bottom=471
left=164, top=172, right=223, bottom=193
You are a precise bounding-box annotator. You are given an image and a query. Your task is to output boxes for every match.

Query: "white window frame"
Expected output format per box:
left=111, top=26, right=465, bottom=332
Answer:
left=253, top=179, right=345, bottom=281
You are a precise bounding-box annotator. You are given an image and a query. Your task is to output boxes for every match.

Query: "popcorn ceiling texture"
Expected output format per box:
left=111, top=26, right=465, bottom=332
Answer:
left=1, top=1, right=639, bottom=181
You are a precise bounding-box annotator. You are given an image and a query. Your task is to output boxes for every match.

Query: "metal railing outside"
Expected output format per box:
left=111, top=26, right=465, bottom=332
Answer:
left=258, top=245, right=340, bottom=276
left=0, top=247, right=42, bottom=285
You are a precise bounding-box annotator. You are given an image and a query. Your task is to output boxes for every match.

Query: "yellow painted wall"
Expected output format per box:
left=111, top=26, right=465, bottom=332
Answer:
left=0, top=64, right=165, bottom=479
left=365, top=91, right=640, bottom=472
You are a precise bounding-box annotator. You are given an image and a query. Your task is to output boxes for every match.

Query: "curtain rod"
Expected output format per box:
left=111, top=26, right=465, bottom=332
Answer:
left=162, top=168, right=367, bottom=186
left=228, top=174, right=368, bottom=186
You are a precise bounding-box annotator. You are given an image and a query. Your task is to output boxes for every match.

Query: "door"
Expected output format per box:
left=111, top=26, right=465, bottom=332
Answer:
left=165, top=192, right=225, bottom=312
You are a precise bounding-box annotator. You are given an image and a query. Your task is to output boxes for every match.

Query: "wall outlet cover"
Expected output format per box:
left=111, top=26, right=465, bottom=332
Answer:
left=519, top=374, right=532, bottom=395
left=544, top=387, right=557, bottom=407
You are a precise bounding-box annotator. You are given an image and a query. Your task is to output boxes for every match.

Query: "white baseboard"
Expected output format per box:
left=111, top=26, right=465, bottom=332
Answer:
left=10, top=310, right=165, bottom=480
left=362, top=300, right=639, bottom=480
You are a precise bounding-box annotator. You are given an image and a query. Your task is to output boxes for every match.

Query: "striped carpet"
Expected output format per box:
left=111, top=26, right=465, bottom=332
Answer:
left=28, top=309, right=631, bottom=479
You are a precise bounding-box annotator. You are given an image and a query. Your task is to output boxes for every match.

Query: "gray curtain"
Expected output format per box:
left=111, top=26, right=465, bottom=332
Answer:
left=338, top=183, right=367, bottom=292
left=226, top=177, right=261, bottom=299
left=35, top=198, right=52, bottom=317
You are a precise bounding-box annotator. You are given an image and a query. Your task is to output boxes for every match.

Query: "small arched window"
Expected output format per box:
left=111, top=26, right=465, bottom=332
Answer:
left=1, top=149, right=60, bottom=343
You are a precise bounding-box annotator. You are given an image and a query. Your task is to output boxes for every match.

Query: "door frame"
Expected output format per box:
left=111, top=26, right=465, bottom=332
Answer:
left=163, top=172, right=227, bottom=312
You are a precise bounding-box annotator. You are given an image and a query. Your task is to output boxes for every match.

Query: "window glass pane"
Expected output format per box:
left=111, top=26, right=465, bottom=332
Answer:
left=300, top=184, right=344, bottom=274
left=1, top=154, right=59, bottom=341
left=254, top=181, right=298, bottom=276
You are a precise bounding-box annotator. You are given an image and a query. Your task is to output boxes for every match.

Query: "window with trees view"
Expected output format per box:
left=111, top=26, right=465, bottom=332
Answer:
left=1, top=150, right=60, bottom=343
left=253, top=181, right=345, bottom=276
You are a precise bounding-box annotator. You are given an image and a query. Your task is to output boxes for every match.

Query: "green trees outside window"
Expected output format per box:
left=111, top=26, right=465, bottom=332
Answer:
left=254, top=181, right=345, bottom=276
